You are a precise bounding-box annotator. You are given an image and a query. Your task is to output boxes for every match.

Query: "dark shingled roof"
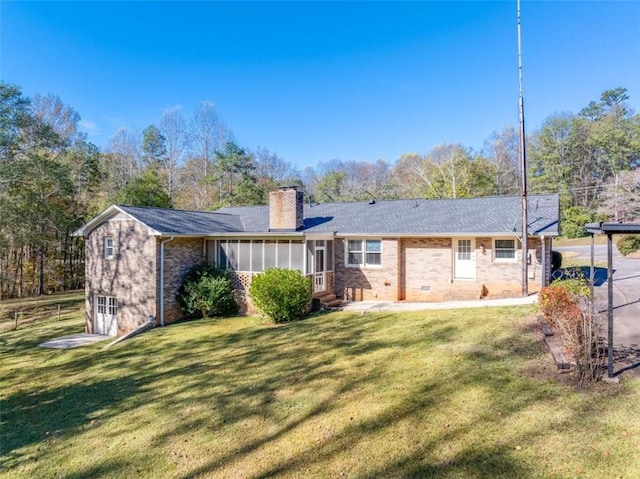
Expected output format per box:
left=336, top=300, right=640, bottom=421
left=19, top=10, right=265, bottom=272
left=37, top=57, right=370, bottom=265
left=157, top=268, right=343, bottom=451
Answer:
left=216, top=194, right=559, bottom=236
left=117, top=205, right=243, bottom=235
left=91, top=194, right=558, bottom=237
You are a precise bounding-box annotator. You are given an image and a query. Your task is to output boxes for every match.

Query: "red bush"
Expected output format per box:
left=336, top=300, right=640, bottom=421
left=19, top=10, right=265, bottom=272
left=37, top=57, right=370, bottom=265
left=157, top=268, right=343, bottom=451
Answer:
left=540, top=283, right=604, bottom=381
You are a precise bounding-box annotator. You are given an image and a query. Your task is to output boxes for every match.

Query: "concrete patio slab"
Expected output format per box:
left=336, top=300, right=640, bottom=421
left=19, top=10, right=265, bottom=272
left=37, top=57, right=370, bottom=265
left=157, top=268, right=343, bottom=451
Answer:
left=39, top=333, right=110, bottom=349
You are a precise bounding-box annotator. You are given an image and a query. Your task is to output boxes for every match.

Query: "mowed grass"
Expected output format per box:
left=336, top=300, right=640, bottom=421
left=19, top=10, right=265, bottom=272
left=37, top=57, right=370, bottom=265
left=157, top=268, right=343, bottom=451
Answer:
left=0, top=291, right=84, bottom=332
left=553, top=236, right=609, bottom=247
left=555, top=251, right=607, bottom=270
left=1, top=297, right=639, bottom=478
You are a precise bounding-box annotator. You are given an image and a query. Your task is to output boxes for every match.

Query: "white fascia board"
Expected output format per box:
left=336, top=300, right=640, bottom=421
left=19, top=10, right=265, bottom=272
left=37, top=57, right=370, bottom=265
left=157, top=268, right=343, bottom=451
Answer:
left=71, top=205, right=121, bottom=237
left=335, top=232, right=484, bottom=238
left=302, top=232, right=336, bottom=240
left=334, top=232, right=557, bottom=238
left=201, top=232, right=305, bottom=238
left=154, top=232, right=306, bottom=239
left=72, top=205, right=160, bottom=237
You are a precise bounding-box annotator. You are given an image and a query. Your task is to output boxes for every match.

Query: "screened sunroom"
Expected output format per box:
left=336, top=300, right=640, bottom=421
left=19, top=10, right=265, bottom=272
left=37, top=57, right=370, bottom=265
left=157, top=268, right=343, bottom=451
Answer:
left=206, top=238, right=334, bottom=294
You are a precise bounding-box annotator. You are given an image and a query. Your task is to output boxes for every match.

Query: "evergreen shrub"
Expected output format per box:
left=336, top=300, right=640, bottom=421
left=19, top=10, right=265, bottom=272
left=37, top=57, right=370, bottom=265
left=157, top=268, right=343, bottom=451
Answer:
left=249, top=268, right=312, bottom=323
left=177, top=262, right=238, bottom=318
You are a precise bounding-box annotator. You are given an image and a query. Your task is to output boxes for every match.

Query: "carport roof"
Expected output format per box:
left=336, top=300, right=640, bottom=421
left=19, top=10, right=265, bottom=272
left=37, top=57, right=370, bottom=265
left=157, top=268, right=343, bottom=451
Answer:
left=585, top=222, right=640, bottom=235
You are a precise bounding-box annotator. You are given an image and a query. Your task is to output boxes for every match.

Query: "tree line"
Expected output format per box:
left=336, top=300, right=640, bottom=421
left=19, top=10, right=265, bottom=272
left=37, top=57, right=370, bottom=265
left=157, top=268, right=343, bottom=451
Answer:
left=1, top=81, right=638, bottom=298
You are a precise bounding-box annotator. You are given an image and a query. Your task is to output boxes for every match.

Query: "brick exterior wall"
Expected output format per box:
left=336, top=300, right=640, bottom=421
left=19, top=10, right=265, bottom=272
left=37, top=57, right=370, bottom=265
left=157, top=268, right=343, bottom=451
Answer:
left=269, top=187, right=303, bottom=231
left=333, top=235, right=552, bottom=303
left=473, top=237, right=522, bottom=300
left=400, top=238, right=452, bottom=301
left=85, top=215, right=157, bottom=336
left=334, top=238, right=400, bottom=301
left=161, top=238, right=206, bottom=324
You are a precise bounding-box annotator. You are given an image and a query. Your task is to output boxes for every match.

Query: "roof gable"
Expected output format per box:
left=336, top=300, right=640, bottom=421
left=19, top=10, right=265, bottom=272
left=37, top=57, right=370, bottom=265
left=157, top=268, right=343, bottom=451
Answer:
left=73, top=205, right=243, bottom=237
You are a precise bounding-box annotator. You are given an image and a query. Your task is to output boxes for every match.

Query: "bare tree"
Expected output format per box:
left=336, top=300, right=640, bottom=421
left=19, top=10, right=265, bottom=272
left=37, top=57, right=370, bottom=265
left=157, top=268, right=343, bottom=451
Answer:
left=254, top=147, right=302, bottom=192
left=32, top=93, right=81, bottom=145
left=159, top=106, right=189, bottom=201
left=104, top=127, right=141, bottom=190
left=392, top=153, right=427, bottom=198
left=182, top=102, right=232, bottom=209
left=599, top=169, right=640, bottom=221
left=482, top=127, right=520, bottom=195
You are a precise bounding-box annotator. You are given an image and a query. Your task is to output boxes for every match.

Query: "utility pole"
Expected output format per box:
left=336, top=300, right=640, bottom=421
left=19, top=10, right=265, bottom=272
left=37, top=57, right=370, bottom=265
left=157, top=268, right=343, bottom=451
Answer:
left=517, top=0, right=529, bottom=297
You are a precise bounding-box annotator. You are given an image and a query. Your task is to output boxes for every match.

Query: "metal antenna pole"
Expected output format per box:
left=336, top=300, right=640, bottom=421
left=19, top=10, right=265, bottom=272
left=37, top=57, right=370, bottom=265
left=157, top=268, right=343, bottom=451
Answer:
left=517, top=0, right=529, bottom=297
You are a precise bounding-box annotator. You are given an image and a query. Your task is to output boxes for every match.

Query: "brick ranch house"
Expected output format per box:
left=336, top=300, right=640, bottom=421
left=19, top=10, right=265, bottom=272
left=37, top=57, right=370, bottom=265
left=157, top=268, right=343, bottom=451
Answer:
left=73, top=187, right=559, bottom=337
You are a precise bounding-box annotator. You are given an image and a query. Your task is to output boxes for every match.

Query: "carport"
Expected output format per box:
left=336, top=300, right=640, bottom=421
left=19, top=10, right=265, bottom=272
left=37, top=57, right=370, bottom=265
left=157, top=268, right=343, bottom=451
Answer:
left=585, top=222, right=640, bottom=378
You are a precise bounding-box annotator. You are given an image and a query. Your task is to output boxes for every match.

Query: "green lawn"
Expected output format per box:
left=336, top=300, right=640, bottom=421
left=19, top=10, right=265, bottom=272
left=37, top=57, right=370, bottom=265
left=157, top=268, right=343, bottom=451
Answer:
left=553, top=236, right=609, bottom=247
left=0, top=291, right=84, bottom=332
left=1, top=296, right=639, bottom=478
left=555, top=250, right=607, bottom=270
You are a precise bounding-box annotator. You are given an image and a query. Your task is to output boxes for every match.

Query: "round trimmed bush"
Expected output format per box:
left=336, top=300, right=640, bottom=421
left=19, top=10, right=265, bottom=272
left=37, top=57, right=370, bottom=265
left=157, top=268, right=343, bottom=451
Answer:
left=249, top=268, right=312, bottom=323
left=177, top=262, right=238, bottom=318
left=551, top=250, right=562, bottom=271
left=617, top=234, right=640, bottom=256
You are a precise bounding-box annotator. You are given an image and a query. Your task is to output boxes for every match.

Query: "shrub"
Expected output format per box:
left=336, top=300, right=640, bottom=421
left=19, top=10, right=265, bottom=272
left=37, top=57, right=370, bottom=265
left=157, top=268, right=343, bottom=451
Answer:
left=249, top=268, right=312, bottom=323
left=557, top=276, right=590, bottom=297
left=617, top=234, right=640, bottom=256
left=551, top=250, right=562, bottom=271
left=177, top=262, right=238, bottom=318
left=539, top=283, right=582, bottom=326
left=539, top=281, right=603, bottom=382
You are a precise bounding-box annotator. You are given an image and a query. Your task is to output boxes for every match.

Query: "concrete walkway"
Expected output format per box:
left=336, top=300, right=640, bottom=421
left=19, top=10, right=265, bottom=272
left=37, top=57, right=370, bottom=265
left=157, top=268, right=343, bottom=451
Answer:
left=39, top=333, right=111, bottom=349
left=341, top=294, right=538, bottom=313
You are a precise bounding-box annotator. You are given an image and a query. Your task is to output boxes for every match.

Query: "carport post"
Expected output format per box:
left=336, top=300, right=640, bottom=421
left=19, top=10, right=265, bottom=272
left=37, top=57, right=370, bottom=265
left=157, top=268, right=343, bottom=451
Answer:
left=589, top=233, right=595, bottom=300
left=607, top=233, right=614, bottom=378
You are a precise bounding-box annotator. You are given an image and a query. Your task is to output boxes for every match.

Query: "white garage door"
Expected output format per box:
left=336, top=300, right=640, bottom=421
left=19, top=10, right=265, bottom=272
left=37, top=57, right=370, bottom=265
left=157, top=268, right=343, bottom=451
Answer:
left=96, top=295, right=118, bottom=336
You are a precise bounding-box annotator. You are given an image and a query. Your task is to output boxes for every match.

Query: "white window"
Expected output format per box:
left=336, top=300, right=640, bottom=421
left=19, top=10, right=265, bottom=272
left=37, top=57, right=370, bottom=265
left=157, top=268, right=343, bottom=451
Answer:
left=104, top=237, right=114, bottom=259
left=97, top=296, right=117, bottom=315
left=458, top=239, right=472, bottom=260
left=97, top=295, right=106, bottom=314
left=108, top=296, right=118, bottom=316
left=346, top=239, right=382, bottom=267
left=494, top=239, right=516, bottom=261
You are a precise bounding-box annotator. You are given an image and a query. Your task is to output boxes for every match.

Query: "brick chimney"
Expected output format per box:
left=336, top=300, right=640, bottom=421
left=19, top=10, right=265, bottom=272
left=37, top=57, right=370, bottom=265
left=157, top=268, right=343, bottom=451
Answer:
left=269, top=186, right=303, bottom=231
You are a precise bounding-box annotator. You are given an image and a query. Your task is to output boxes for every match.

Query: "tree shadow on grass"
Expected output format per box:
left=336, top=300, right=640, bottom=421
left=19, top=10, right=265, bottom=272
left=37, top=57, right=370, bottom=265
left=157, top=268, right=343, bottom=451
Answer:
left=152, top=313, right=554, bottom=477
left=174, top=312, right=628, bottom=478
left=0, top=374, right=148, bottom=468
left=3, top=309, right=636, bottom=478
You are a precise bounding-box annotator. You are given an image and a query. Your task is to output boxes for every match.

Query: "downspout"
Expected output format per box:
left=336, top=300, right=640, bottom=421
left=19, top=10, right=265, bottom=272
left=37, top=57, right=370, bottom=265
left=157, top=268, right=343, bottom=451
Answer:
left=159, top=236, right=175, bottom=327
left=540, top=235, right=546, bottom=288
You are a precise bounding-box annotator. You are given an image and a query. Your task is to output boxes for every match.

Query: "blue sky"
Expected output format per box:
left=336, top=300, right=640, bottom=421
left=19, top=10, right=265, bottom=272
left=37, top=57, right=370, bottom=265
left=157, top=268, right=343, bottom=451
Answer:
left=2, top=1, right=639, bottom=169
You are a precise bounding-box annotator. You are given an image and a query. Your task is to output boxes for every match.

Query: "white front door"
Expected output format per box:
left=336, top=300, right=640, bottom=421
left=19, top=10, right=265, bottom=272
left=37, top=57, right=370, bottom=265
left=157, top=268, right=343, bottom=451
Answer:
left=96, top=295, right=118, bottom=336
left=454, top=239, right=476, bottom=279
